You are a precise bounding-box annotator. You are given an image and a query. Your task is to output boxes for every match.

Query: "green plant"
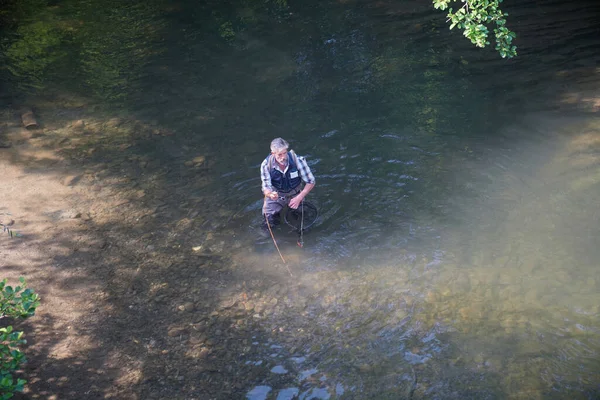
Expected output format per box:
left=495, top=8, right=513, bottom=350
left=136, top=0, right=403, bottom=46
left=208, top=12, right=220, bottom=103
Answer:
left=434, top=0, right=517, bottom=58
left=0, top=278, right=40, bottom=399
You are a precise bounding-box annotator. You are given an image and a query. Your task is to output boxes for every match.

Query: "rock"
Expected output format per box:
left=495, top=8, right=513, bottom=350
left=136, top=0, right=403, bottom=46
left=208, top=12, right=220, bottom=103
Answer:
left=186, top=346, right=209, bottom=359
left=69, top=211, right=82, bottom=219
left=91, top=239, right=108, bottom=250
left=219, top=299, right=237, bottom=310
left=359, top=364, right=372, bottom=373
left=458, top=307, right=470, bottom=320
left=153, top=294, right=167, bottom=303
left=425, top=291, right=438, bottom=303
left=0, top=141, right=11, bottom=148
left=185, top=156, right=206, bottom=168
left=192, top=156, right=205, bottom=165
left=62, top=175, right=81, bottom=186
left=188, top=335, right=207, bottom=345
left=167, top=326, right=187, bottom=337
left=72, top=120, right=85, bottom=130
left=178, top=302, right=196, bottom=312
left=106, top=118, right=123, bottom=128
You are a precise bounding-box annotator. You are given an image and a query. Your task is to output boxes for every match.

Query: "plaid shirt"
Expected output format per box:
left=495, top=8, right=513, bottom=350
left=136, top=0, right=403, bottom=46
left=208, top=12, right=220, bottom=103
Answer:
left=261, top=152, right=315, bottom=193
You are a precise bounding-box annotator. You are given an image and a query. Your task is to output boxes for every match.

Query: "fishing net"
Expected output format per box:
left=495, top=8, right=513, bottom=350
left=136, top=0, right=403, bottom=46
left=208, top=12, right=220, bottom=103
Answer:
left=284, top=201, right=318, bottom=231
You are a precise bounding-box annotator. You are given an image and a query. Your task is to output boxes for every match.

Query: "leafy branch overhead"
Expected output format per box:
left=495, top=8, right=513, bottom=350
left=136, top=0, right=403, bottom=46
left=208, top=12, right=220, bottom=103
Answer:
left=433, top=0, right=517, bottom=58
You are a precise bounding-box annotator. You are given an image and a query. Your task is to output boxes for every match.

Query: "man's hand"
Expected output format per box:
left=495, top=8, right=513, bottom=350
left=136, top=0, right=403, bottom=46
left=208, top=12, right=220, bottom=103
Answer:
left=265, top=191, right=278, bottom=200
left=289, top=194, right=304, bottom=209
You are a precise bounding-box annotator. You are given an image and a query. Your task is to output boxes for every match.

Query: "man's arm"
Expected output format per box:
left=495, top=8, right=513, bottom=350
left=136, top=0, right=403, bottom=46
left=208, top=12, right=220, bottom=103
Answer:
left=289, top=155, right=315, bottom=208
left=296, top=155, right=315, bottom=187
left=260, top=158, right=278, bottom=199
left=297, top=182, right=314, bottom=200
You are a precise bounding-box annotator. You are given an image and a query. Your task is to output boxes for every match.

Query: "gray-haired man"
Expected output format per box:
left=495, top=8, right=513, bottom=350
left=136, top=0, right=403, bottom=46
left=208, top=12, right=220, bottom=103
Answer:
left=260, top=138, right=315, bottom=230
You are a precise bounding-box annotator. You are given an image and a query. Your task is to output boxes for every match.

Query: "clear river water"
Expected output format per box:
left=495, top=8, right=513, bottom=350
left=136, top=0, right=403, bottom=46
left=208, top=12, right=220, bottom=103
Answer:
left=2, top=0, right=600, bottom=398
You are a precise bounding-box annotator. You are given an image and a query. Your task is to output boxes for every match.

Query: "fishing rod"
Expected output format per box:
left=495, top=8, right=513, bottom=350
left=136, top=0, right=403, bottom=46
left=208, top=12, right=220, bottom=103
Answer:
left=297, top=199, right=304, bottom=248
left=262, top=195, right=317, bottom=274
left=263, top=196, right=293, bottom=277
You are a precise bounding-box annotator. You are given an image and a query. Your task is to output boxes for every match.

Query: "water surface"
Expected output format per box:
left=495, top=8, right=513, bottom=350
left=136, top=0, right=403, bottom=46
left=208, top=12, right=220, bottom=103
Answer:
left=2, top=0, right=600, bottom=398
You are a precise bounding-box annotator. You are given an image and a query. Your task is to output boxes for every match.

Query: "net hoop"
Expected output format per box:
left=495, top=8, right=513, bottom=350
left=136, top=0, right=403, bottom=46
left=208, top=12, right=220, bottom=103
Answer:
left=284, top=201, right=318, bottom=231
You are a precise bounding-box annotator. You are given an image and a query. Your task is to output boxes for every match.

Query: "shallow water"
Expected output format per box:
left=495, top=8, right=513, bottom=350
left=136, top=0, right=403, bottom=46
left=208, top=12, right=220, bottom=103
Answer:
left=3, top=0, right=600, bottom=398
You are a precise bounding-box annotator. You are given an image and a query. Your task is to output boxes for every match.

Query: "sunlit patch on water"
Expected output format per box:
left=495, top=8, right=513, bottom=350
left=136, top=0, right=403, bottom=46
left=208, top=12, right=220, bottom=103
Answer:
left=299, top=387, right=331, bottom=399
left=228, top=112, right=600, bottom=397
left=403, top=350, right=431, bottom=364
left=242, top=338, right=351, bottom=399
left=321, top=129, right=339, bottom=138
left=271, top=365, right=288, bottom=374
left=246, top=385, right=271, bottom=400
left=298, top=368, right=318, bottom=380
left=275, top=387, right=299, bottom=400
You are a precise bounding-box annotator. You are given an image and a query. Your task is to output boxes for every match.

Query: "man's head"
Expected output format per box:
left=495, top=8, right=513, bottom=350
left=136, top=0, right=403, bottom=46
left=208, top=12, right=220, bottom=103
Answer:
left=270, top=137, right=289, bottom=165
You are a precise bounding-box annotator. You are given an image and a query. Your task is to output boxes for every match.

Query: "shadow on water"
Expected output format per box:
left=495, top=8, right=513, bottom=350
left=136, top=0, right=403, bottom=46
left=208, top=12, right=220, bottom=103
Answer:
left=0, top=0, right=600, bottom=398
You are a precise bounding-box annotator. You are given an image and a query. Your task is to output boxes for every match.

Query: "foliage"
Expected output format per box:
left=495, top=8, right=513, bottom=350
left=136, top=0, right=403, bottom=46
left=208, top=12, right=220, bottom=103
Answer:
left=210, top=0, right=289, bottom=42
left=0, top=0, right=47, bottom=30
left=3, top=16, right=69, bottom=90
left=74, top=0, right=166, bottom=102
left=433, top=0, right=517, bottom=58
left=0, top=0, right=517, bottom=104
left=1, top=0, right=166, bottom=100
left=0, top=0, right=49, bottom=91
left=0, top=278, right=40, bottom=399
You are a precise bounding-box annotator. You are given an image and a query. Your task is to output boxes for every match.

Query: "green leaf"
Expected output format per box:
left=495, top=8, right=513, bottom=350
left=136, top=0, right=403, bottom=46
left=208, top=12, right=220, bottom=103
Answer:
left=434, top=0, right=517, bottom=57
left=433, top=0, right=450, bottom=10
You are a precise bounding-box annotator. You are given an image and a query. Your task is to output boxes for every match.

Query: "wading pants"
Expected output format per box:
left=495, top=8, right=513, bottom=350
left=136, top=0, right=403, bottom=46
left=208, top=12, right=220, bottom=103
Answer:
left=262, top=186, right=301, bottom=227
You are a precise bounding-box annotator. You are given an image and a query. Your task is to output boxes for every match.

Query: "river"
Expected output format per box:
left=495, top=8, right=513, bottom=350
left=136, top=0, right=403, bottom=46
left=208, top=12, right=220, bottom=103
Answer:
left=2, top=0, right=600, bottom=398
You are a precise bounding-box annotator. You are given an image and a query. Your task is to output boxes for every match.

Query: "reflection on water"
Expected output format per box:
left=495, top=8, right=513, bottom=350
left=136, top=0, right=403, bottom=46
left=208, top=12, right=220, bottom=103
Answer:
left=2, top=0, right=600, bottom=398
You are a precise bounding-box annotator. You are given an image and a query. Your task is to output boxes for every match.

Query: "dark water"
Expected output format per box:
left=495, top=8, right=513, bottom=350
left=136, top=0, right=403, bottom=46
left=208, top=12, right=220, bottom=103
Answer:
left=2, top=0, right=600, bottom=398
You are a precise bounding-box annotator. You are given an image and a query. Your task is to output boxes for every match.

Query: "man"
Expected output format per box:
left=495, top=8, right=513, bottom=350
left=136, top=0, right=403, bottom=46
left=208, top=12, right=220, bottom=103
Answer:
left=260, top=137, right=315, bottom=231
